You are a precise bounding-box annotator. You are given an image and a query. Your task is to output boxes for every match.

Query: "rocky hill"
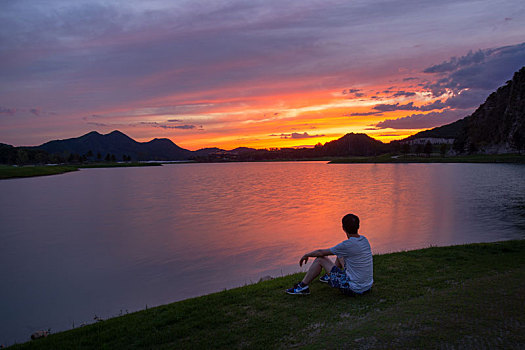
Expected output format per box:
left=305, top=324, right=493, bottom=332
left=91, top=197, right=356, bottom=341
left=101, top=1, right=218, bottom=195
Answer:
left=453, top=66, right=525, bottom=153
left=405, top=66, right=525, bottom=153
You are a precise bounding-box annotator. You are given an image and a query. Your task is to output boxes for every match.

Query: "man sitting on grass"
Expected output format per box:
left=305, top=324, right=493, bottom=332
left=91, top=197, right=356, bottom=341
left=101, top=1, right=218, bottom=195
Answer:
left=286, top=213, right=373, bottom=296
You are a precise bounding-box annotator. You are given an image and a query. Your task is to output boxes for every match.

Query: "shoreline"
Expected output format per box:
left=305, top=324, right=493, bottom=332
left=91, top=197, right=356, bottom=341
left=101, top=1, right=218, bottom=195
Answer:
left=8, top=239, right=525, bottom=349
left=0, top=163, right=163, bottom=180
left=1, top=153, right=524, bottom=179
left=328, top=153, right=525, bottom=164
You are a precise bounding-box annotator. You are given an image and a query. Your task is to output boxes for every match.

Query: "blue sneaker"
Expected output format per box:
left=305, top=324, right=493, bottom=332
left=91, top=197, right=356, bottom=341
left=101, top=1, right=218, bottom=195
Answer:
left=286, top=282, right=310, bottom=295
left=319, top=274, right=330, bottom=283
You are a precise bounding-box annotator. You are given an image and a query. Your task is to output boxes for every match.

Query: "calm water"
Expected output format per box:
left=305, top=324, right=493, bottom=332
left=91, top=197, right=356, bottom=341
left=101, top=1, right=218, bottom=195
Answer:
left=1, top=162, right=524, bottom=344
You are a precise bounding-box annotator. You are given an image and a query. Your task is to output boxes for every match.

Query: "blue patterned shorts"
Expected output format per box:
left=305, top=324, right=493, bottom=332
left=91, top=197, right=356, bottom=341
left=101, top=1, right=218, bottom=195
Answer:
left=328, top=266, right=367, bottom=296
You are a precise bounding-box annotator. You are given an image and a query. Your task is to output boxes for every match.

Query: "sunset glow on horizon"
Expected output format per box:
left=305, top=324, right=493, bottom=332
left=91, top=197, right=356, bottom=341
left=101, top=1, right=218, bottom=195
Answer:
left=1, top=1, right=524, bottom=150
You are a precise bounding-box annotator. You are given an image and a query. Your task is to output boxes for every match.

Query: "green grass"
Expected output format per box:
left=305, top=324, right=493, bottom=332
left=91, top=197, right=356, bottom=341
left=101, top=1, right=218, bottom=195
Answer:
left=0, top=163, right=162, bottom=179
left=11, top=240, right=525, bottom=349
left=0, top=165, right=79, bottom=179
left=329, top=153, right=525, bottom=164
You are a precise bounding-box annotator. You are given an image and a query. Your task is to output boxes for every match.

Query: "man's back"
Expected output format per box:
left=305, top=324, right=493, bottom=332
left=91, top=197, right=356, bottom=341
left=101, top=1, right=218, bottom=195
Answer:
left=331, top=236, right=373, bottom=293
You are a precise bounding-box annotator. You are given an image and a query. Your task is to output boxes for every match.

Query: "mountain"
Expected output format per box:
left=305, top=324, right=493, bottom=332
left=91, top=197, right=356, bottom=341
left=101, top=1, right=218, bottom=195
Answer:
left=403, top=118, right=466, bottom=141
left=193, top=147, right=223, bottom=157
left=230, top=147, right=257, bottom=154
left=37, top=130, right=193, bottom=160
left=320, top=132, right=387, bottom=156
left=404, top=66, right=525, bottom=153
left=453, top=66, right=525, bottom=153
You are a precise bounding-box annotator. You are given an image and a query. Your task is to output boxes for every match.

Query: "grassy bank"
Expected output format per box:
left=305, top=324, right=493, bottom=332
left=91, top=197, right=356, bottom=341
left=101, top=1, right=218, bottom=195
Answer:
left=329, top=153, right=525, bottom=164
left=0, top=163, right=162, bottom=180
left=11, top=240, right=525, bottom=349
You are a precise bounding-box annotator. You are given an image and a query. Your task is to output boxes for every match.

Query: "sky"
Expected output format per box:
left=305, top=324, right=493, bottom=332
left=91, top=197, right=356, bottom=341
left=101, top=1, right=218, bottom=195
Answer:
left=1, top=0, right=524, bottom=150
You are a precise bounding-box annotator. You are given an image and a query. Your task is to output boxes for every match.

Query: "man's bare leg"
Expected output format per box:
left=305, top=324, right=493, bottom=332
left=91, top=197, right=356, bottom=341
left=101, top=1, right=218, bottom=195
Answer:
left=301, top=257, right=335, bottom=285
left=336, top=256, right=344, bottom=268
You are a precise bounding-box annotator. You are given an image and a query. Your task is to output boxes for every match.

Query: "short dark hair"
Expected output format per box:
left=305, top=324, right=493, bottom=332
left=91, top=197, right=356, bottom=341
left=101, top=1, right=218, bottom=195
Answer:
left=342, top=214, right=360, bottom=234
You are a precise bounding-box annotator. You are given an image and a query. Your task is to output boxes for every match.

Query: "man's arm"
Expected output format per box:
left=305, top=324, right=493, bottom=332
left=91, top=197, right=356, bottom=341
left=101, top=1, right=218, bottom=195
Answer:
left=299, top=248, right=333, bottom=266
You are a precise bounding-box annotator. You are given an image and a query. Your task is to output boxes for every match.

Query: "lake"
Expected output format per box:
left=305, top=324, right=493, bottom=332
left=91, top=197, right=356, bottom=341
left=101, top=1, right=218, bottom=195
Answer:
left=1, top=162, right=524, bottom=344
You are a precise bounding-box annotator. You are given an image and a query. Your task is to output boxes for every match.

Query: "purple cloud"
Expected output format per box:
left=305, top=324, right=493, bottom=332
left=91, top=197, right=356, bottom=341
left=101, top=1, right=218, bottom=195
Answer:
left=162, top=125, right=196, bottom=130
left=373, top=102, right=419, bottom=112
left=423, top=42, right=525, bottom=107
left=373, top=109, right=471, bottom=130
left=277, top=132, right=325, bottom=139
left=0, top=107, right=17, bottom=116
left=348, top=112, right=383, bottom=117
left=391, top=91, right=416, bottom=97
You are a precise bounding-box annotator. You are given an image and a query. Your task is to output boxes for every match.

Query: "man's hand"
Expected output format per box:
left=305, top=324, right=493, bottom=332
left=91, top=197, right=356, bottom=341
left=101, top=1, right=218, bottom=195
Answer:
left=299, top=249, right=334, bottom=266
left=299, top=254, right=309, bottom=266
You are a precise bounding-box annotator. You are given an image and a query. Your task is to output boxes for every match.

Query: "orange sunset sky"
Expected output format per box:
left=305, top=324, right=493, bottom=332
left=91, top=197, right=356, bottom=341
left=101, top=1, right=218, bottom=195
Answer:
left=1, top=1, right=525, bottom=150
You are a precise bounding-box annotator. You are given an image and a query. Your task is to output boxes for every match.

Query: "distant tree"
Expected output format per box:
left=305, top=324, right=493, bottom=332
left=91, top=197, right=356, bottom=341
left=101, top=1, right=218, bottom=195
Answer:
left=67, top=153, right=82, bottom=163
left=105, top=153, right=111, bottom=162
left=401, top=143, right=410, bottom=155
left=453, top=139, right=465, bottom=154
left=440, top=143, right=449, bottom=156
left=16, top=149, right=28, bottom=165
left=467, top=142, right=478, bottom=154
left=50, top=154, right=62, bottom=164
left=390, top=142, right=401, bottom=154
left=86, top=150, right=93, bottom=158
left=35, top=151, right=48, bottom=165
left=111, top=154, right=116, bottom=162
left=415, top=143, right=424, bottom=156
left=97, top=152, right=102, bottom=161
left=511, top=130, right=524, bottom=154
left=423, top=141, right=432, bottom=157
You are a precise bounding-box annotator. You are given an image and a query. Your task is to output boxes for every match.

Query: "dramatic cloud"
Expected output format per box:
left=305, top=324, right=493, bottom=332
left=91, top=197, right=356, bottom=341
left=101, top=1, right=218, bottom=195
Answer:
left=342, top=89, right=364, bottom=98
left=0, top=107, right=17, bottom=116
left=137, top=122, right=200, bottom=130
left=372, top=100, right=449, bottom=113
left=373, top=102, right=419, bottom=112
left=168, top=125, right=197, bottom=130
left=373, top=109, right=471, bottom=130
left=348, top=112, right=383, bottom=117
left=391, top=91, right=416, bottom=97
left=276, top=132, right=325, bottom=139
left=372, top=42, right=525, bottom=132
left=423, top=42, right=525, bottom=107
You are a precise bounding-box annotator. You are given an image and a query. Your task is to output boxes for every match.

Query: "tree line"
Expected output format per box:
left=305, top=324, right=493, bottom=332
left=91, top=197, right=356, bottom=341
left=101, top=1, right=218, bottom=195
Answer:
left=0, top=144, right=133, bottom=165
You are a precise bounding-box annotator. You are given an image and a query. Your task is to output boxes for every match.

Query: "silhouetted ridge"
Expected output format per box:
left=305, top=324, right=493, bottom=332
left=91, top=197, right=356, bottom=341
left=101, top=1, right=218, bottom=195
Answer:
left=453, top=66, right=525, bottom=153
left=37, top=131, right=192, bottom=161
left=405, top=66, right=525, bottom=153
left=320, top=133, right=386, bottom=156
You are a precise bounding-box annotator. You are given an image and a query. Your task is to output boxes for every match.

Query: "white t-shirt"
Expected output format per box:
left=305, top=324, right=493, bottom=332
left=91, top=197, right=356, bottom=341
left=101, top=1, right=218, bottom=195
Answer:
left=330, top=235, right=373, bottom=293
